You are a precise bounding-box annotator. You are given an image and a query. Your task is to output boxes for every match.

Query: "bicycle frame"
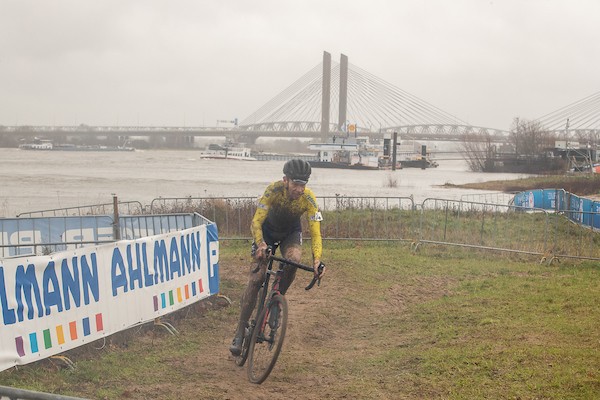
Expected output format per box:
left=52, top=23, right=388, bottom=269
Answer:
left=255, top=245, right=322, bottom=319
left=253, top=253, right=283, bottom=336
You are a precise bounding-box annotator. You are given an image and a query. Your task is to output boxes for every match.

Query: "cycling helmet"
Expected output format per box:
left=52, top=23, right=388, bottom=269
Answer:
left=283, top=159, right=311, bottom=184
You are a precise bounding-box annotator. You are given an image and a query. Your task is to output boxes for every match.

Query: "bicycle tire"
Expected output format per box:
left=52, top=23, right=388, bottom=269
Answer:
left=234, top=286, right=266, bottom=367
left=247, top=294, right=288, bottom=384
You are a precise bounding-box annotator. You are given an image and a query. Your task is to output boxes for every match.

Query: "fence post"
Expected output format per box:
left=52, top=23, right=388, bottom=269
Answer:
left=113, top=194, right=121, bottom=241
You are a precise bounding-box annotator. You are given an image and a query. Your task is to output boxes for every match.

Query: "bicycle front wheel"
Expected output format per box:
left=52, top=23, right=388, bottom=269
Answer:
left=247, top=294, right=288, bottom=384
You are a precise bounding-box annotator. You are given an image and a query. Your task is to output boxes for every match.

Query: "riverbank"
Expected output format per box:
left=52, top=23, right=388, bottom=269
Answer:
left=445, top=173, right=600, bottom=197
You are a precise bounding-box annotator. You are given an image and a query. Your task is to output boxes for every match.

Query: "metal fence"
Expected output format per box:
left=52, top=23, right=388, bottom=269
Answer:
left=419, top=198, right=553, bottom=256
left=16, top=200, right=144, bottom=218
left=318, top=196, right=416, bottom=241
left=148, top=195, right=600, bottom=261
left=149, top=196, right=418, bottom=242
left=0, top=385, right=87, bottom=400
left=460, top=192, right=516, bottom=205
left=4, top=196, right=600, bottom=261
left=0, top=213, right=209, bottom=258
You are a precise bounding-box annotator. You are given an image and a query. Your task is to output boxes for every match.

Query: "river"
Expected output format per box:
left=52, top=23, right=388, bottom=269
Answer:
left=0, top=148, right=532, bottom=217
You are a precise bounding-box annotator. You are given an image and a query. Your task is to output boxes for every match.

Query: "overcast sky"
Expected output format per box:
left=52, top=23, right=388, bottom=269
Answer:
left=1, top=0, right=598, bottom=131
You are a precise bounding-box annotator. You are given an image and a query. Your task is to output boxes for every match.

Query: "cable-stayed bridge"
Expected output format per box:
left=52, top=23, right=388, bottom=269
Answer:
left=3, top=51, right=599, bottom=145
left=533, top=92, right=600, bottom=144
left=2, top=52, right=508, bottom=144
left=238, top=52, right=507, bottom=142
left=237, top=52, right=599, bottom=143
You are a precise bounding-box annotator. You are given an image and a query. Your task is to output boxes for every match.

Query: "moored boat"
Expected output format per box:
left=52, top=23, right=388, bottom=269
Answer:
left=198, top=144, right=257, bottom=161
left=18, top=138, right=54, bottom=150
left=18, top=140, right=134, bottom=151
left=379, top=141, right=438, bottom=169
left=308, top=138, right=380, bottom=170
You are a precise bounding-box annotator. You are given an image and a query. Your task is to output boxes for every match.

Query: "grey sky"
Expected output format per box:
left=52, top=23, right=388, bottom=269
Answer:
left=1, top=0, right=598, bottom=130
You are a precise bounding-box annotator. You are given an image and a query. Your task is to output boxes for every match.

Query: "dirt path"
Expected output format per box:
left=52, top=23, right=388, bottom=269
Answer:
left=138, top=249, right=453, bottom=400
left=194, top=258, right=352, bottom=400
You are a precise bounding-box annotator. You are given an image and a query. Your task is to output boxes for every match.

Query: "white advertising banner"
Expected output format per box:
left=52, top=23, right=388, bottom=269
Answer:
left=0, top=223, right=220, bottom=371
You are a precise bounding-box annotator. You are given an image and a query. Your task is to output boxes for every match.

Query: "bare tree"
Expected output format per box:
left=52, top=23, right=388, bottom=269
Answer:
left=510, top=118, right=555, bottom=155
left=460, top=129, right=494, bottom=172
left=575, top=129, right=600, bottom=147
left=461, top=119, right=562, bottom=172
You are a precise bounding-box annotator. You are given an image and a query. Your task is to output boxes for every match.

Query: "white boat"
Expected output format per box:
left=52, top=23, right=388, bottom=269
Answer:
left=198, top=144, right=257, bottom=161
left=18, top=140, right=53, bottom=150
left=18, top=141, right=134, bottom=152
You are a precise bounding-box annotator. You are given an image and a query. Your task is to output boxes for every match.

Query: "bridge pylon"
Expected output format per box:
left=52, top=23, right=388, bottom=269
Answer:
left=320, top=51, right=331, bottom=136
left=338, top=53, right=348, bottom=132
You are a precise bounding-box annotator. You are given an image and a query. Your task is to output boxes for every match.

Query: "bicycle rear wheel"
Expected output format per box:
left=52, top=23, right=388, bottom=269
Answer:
left=234, top=286, right=266, bottom=367
left=247, top=294, right=288, bottom=384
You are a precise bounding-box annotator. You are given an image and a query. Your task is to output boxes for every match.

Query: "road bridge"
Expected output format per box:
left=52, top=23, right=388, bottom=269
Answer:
left=0, top=123, right=511, bottom=144
left=7, top=123, right=595, bottom=145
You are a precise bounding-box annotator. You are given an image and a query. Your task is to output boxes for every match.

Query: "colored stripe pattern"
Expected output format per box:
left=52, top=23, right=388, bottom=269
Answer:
left=15, top=313, right=104, bottom=357
left=152, top=279, right=203, bottom=312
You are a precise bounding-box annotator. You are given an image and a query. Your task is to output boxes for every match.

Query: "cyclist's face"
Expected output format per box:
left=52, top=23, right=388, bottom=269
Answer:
left=284, top=177, right=306, bottom=199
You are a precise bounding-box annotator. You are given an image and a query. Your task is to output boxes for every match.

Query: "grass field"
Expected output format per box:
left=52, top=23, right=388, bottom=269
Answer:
left=1, top=241, right=598, bottom=399
left=446, top=173, right=600, bottom=197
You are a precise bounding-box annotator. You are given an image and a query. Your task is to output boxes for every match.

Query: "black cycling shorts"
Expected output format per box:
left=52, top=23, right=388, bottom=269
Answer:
left=252, top=229, right=302, bottom=257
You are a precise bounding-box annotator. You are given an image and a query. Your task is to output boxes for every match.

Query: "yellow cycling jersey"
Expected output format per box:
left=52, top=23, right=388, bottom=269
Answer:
left=251, top=181, right=323, bottom=260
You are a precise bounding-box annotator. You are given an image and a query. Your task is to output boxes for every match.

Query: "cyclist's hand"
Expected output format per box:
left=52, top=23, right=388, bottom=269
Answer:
left=255, top=242, right=268, bottom=260
left=313, top=259, right=325, bottom=278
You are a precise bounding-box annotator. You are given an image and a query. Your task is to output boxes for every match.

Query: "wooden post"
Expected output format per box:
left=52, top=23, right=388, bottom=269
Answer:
left=113, top=194, right=121, bottom=241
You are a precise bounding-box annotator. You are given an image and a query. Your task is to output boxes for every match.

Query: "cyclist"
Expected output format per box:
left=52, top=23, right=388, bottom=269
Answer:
left=230, top=159, right=325, bottom=356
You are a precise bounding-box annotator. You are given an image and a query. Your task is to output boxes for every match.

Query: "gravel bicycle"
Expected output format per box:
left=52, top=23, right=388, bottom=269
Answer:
left=234, top=244, right=324, bottom=384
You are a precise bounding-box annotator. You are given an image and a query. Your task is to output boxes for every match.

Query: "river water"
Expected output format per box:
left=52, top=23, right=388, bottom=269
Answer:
left=0, top=148, right=532, bottom=217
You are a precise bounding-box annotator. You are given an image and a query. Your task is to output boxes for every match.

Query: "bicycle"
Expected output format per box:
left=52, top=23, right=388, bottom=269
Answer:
left=234, top=244, right=325, bottom=384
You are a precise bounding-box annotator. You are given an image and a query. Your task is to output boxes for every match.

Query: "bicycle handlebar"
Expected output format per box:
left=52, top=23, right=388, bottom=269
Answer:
left=268, top=254, right=325, bottom=291
left=305, top=262, right=325, bottom=290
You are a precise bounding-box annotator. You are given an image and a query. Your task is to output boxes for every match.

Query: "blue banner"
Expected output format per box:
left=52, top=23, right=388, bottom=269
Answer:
left=513, top=189, right=600, bottom=230
left=0, top=223, right=219, bottom=371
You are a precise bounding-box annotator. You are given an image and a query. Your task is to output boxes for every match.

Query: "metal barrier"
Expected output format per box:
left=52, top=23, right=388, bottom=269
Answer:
left=0, top=215, right=114, bottom=257
left=16, top=200, right=144, bottom=218
left=148, top=195, right=600, bottom=261
left=460, top=192, right=516, bottom=205
left=419, top=198, right=552, bottom=256
left=318, top=196, right=416, bottom=241
left=5, top=196, right=600, bottom=261
left=149, top=196, right=417, bottom=241
left=0, top=385, right=87, bottom=400
left=549, top=209, right=600, bottom=260
left=0, top=213, right=216, bottom=400
left=419, top=198, right=600, bottom=260
left=150, top=197, right=257, bottom=238
left=0, top=213, right=208, bottom=258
